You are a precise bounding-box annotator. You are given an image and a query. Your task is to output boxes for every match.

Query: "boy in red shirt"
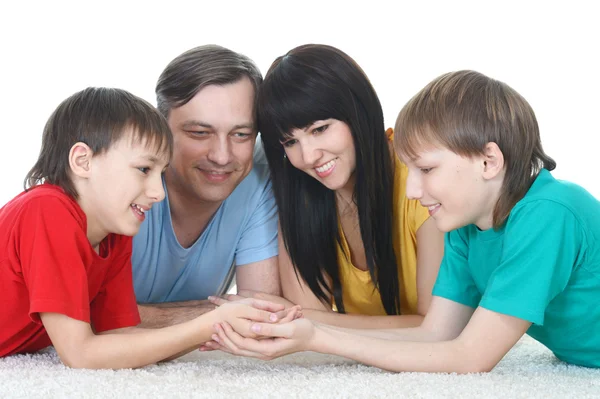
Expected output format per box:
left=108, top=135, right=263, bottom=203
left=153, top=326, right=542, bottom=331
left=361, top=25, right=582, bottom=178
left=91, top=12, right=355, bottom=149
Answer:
left=0, top=87, right=294, bottom=369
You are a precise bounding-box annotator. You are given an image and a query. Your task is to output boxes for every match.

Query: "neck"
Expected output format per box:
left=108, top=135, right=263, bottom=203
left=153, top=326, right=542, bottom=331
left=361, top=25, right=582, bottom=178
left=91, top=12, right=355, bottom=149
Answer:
left=165, top=172, right=222, bottom=248
left=335, top=173, right=356, bottom=215
left=73, top=182, right=105, bottom=251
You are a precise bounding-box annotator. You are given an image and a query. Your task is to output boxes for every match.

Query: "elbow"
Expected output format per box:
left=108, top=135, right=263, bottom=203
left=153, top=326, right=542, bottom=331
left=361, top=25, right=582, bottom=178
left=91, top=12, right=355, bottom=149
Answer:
left=57, top=349, right=101, bottom=370
left=451, top=344, right=498, bottom=374
left=59, top=352, right=90, bottom=369
left=455, top=361, right=495, bottom=374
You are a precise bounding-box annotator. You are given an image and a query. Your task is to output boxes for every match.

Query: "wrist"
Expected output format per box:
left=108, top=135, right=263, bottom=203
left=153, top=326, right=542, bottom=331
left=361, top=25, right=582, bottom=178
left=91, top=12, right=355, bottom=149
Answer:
left=306, top=322, right=328, bottom=353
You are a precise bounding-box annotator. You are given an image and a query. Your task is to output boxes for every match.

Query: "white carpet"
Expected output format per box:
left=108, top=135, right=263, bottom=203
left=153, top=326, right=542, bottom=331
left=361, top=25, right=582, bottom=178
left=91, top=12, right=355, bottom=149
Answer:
left=1, top=335, right=598, bottom=398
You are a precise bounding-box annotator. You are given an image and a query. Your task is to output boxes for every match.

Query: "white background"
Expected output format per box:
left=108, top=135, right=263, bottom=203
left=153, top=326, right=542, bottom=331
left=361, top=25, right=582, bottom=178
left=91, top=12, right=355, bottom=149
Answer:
left=1, top=0, right=598, bottom=206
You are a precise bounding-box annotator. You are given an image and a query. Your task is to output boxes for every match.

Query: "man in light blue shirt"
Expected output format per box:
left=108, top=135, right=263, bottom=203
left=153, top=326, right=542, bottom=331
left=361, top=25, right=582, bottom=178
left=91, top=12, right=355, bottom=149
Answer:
left=132, top=45, right=279, bottom=328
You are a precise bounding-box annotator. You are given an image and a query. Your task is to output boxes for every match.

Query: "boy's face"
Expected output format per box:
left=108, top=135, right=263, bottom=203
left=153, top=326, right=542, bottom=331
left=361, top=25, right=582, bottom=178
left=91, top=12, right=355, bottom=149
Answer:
left=84, top=132, right=169, bottom=244
left=400, top=145, right=496, bottom=232
left=165, top=77, right=257, bottom=205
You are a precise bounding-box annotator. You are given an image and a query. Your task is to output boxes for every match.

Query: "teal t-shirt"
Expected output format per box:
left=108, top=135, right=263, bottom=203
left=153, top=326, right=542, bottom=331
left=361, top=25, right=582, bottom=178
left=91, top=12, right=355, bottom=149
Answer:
left=433, top=169, right=600, bottom=368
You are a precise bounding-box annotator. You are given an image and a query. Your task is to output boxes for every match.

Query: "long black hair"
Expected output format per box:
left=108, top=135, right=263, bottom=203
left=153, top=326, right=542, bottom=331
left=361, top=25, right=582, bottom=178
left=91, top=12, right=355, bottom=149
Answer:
left=258, top=44, right=400, bottom=314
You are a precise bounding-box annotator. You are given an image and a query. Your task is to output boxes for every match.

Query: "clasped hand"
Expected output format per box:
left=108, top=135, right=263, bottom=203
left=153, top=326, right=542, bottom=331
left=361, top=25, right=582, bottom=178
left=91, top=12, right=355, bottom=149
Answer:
left=202, top=292, right=317, bottom=360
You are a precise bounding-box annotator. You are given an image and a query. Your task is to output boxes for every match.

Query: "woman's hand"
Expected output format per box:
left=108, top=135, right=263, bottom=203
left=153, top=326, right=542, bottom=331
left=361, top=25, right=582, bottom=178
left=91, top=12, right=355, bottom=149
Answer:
left=203, top=318, right=317, bottom=360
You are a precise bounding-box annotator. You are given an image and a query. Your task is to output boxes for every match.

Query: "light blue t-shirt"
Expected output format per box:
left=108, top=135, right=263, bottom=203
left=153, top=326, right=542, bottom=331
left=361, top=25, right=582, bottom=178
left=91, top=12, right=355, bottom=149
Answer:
left=132, top=138, right=278, bottom=303
left=433, top=169, right=600, bottom=368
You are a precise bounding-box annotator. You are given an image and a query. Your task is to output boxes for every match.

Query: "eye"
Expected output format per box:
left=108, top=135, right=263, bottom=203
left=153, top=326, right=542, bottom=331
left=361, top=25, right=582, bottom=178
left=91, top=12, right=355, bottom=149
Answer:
left=138, top=167, right=151, bottom=175
left=420, top=168, right=433, bottom=174
left=188, top=130, right=209, bottom=137
left=312, top=124, right=329, bottom=134
left=232, top=132, right=253, bottom=140
left=282, top=139, right=298, bottom=148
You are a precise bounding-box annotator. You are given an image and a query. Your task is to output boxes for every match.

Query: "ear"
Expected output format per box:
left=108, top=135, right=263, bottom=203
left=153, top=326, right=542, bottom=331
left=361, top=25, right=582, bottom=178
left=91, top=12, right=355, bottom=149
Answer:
left=481, top=142, right=504, bottom=180
left=69, top=142, right=93, bottom=178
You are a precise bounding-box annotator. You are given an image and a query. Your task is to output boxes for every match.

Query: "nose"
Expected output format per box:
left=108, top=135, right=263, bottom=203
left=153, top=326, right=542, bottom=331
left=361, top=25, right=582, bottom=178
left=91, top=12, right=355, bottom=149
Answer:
left=300, top=140, right=323, bottom=166
left=405, top=169, right=423, bottom=200
left=147, top=173, right=166, bottom=203
left=207, top=136, right=232, bottom=166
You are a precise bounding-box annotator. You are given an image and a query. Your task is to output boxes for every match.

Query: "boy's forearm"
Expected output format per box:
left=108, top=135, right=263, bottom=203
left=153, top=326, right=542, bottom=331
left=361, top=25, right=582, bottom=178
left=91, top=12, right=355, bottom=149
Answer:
left=303, top=309, right=423, bottom=329
left=310, top=325, right=481, bottom=373
left=137, top=304, right=215, bottom=328
left=73, top=313, right=218, bottom=369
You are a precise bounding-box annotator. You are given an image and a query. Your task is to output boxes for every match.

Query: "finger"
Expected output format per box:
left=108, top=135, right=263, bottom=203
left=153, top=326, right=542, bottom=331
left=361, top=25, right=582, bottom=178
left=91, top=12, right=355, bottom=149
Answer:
left=199, top=343, right=217, bottom=352
left=277, top=305, right=302, bottom=323
left=246, top=298, right=285, bottom=313
left=249, top=321, right=295, bottom=338
left=205, top=337, right=234, bottom=354
left=217, top=322, right=267, bottom=359
left=221, top=322, right=288, bottom=359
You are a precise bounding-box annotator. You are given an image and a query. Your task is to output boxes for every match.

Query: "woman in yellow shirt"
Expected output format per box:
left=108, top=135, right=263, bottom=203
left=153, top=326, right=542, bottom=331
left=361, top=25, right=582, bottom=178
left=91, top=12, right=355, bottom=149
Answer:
left=213, top=44, right=444, bottom=329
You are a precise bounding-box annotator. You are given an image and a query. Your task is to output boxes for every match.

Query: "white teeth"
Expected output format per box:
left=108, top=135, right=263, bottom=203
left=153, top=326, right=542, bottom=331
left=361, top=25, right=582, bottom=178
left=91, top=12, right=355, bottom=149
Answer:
left=316, top=159, right=336, bottom=173
left=131, top=204, right=147, bottom=213
left=428, top=204, right=440, bottom=211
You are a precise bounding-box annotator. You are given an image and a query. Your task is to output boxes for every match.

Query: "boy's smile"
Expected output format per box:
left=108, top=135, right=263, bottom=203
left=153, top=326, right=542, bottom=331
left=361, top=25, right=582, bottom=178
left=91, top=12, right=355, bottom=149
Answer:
left=75, top=131, right=170, bottom=248
left=401, top=146, right=501, bottom=232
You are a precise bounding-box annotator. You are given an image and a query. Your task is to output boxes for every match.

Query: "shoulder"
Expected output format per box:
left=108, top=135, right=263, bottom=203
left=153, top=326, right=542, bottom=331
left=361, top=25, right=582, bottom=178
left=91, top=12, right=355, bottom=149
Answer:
left=511, top=170, right=599, bottom=225
left=1, top=185, right=84, bottom=226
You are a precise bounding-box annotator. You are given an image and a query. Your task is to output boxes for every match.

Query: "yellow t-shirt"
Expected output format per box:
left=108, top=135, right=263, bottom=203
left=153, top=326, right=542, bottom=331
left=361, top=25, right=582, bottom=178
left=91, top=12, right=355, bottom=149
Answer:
left=335, top=153, right=430, bottom=315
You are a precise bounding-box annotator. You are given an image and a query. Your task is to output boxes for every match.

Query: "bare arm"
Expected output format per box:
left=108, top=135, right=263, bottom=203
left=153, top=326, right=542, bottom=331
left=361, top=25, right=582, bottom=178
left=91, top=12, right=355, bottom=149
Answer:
left=41, top=312, right=217, bottom=369
left=236, top=255, right=280, bottom=296
left=137, top=300, right=216, bottom=328
left=40, top=299, right=283, bottom=369
left=415, top=218, right=445, bottom=315
left=277, top=226, right=331, bottom=311
left=310, top=305, right=529, bottom=373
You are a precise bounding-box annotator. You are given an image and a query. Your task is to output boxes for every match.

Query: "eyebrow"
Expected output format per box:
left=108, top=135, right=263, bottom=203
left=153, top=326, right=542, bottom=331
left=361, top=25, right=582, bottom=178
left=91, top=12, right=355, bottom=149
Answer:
left=141, top=155, right=161, bottom=163
left=303, top=119, right=329, bottom=132
left=181, top=120, right=255, bottom=130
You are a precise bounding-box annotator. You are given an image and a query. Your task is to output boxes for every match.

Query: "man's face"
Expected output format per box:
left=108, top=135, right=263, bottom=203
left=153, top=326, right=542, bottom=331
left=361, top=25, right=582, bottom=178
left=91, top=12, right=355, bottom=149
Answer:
left=165, top=77, right=257, bottom=205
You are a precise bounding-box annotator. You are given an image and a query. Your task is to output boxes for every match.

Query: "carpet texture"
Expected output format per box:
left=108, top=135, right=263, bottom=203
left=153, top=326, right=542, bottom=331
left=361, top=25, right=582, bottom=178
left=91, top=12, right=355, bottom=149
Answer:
left=1, top=335, right=598, bottom=398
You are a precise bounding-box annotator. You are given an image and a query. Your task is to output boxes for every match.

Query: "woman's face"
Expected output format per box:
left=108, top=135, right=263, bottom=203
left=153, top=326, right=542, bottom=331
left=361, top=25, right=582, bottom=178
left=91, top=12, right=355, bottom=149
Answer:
left=281, top=119, right=356, bottom=192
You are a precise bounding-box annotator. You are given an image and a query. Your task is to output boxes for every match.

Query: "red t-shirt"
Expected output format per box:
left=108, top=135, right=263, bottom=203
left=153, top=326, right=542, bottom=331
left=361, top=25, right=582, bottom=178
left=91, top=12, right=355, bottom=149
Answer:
left=0, top=184, right=140, bottom=357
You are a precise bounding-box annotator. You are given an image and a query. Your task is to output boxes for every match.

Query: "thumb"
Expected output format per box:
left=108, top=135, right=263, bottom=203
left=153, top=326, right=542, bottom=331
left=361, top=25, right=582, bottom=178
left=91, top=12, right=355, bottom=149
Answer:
left=249, top=321, right=295, bottom=338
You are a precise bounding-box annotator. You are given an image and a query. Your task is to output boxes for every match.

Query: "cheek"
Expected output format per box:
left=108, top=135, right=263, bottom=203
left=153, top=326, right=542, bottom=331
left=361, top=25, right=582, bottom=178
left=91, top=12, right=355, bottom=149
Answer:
left=234, top=144, right=255, bottom=167
left=285, top=149, right=305, bottom=170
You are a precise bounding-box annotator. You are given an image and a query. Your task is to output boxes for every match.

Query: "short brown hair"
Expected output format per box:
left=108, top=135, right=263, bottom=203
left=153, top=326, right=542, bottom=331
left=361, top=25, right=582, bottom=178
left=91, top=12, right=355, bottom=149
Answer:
left=394, top=70, right=555, bottom=228
left=25, top=87, right=173, bottom=199
left=155, top=44, right=262, bottom=120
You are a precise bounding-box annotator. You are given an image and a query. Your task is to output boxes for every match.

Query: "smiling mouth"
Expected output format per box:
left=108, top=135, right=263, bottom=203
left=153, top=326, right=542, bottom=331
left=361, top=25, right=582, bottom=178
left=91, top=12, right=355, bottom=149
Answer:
left=315, top=158, right=337, bottom=174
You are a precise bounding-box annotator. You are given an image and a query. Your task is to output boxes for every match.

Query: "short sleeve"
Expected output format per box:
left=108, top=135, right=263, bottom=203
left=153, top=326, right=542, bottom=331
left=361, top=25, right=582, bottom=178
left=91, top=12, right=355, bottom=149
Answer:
left=479, top=201, right=580, bottom=325
left=18, top=197, right=93, bottom=324
left=235, top=180, right=279, bottom=266
left=90, top=237, right=141, bottom=332
left=433, top=229, right=481, bottom=308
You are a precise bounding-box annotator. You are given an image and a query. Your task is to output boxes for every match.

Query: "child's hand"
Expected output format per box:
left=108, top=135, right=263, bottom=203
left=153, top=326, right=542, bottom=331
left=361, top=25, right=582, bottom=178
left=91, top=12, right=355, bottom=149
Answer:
left=209, top=294, right=302, bottom=325
left=202, top=318, right=316, bottom=360
left=211, top=298, right=299, bottom=339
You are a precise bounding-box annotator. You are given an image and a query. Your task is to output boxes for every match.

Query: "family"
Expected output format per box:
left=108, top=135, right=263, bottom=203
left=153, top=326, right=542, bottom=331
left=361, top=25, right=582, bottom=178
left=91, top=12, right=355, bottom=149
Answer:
left=1, top=44, right=598, bottom=372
